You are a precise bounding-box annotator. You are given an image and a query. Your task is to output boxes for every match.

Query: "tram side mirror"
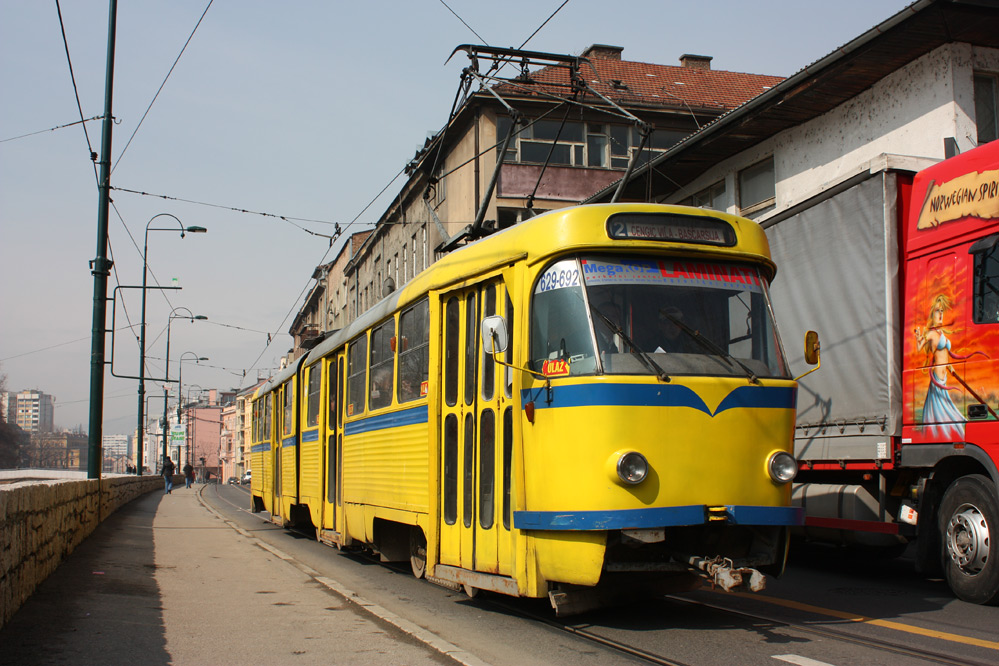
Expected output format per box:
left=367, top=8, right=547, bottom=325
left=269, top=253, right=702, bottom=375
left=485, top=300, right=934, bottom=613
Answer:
left=481, top=315, right=509, bottom=354
left=804, top=330, right=820, bottom=365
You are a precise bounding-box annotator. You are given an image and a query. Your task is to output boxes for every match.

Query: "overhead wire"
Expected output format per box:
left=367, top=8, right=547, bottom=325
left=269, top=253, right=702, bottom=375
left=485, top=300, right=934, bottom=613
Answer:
left=236, top=162, right=410, bottom=386
left=437, top=0, right=488, bottom=45
left=0, top=115, right=103, bottom=144
left=0, top=326, right=139, bottom=363
left=112, top=0, right=215, bottom=174
left=517, top=0, right=571, bottom=50
left=53, top=0, right=99, bottom=187
left=111, top=186, right=341, bottom=241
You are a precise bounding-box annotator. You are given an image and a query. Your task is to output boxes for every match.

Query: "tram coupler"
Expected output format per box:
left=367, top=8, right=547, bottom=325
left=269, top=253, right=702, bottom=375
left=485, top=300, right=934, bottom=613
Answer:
left=686, top=555, right=766, bottom=593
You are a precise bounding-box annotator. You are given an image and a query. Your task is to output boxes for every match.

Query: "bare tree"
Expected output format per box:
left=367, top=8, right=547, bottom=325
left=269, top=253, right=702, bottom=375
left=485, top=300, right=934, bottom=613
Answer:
left=0, top=366, right=23, bottom=468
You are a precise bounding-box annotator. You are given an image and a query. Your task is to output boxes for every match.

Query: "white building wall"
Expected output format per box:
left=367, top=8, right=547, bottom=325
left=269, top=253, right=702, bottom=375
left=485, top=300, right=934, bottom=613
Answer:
left=671, top=44, right=999, bottom=216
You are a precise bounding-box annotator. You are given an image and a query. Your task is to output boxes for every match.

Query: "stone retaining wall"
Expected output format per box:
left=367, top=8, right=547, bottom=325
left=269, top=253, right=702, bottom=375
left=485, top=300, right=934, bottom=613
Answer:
left=0, top=475, right=169, bottom=629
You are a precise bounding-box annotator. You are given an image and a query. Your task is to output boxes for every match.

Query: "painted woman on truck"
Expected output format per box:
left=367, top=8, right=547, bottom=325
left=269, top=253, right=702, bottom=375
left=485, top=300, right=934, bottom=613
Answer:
left=914, top=293, right=966, bottom=438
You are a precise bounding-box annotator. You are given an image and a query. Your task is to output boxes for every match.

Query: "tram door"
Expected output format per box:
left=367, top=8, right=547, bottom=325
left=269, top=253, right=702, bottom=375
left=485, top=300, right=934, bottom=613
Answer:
left=273, top=388, right=283, bottom=519
left=439, top=280, right=515, bottom=576
left=321, top=355, right=343, bottom=533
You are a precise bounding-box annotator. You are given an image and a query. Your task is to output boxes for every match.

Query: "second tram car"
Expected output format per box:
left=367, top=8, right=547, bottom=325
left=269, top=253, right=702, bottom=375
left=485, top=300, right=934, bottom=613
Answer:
left=250, top=203, right=814, bottom=614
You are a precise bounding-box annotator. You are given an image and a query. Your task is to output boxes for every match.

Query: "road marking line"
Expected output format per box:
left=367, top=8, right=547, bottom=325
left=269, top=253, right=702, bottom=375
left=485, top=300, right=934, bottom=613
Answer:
left=773, top=656, right=836, bottom=666
left=736, top=593, right=999, bottom=651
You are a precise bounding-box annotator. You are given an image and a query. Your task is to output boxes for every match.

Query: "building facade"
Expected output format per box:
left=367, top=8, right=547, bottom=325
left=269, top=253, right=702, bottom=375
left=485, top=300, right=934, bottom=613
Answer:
left=220, top=402, right=237, bottom=482
left=102, top=433, right=130, bottom=473
left=289, top=45, right=783, bottom=354
left=24, top=432, right=87, bottom=470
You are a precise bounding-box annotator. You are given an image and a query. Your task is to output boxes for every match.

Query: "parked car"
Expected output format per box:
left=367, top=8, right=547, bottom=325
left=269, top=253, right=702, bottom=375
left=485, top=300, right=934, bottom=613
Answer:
left=241, top=470, right=251, bottom=485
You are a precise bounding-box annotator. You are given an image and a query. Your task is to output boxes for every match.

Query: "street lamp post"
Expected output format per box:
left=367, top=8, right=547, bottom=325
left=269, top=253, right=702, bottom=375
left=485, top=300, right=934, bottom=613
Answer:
left=135, top=214, right=206, bottom=476
left=162, top=310, right=207, bottom=468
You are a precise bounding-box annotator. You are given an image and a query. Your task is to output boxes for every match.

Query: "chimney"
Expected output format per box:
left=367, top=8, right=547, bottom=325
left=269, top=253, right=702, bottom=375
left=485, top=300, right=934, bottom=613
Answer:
left=679, top=54, right=712, bottom=70
left=581, top=44, right=623, bottom=61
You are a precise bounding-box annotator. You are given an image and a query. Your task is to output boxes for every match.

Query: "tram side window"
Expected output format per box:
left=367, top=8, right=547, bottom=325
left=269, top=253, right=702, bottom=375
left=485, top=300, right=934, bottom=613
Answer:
left=973, top=238, right=999, bottom=323
left=445, top=297, right=459, bottom=407
left=398, top=299, right=430, bottom=403
left=482, top=286, right=496, bottom=401
left=346, top=336, right=367, bottom=417
left=370, top=319, right=395, bottom=410
left=464, top=292, right=478, bottom=406
left=443, top=414, right=458, bottom=525
left=264, top=396, right=271, bottom=440
left=327, top=358, right=340, bottom=427
left=306, top=365, right=321, bottom=427
left=282, top=383, right=294, bottom=436
left=505, top=291, right=514, bottom=398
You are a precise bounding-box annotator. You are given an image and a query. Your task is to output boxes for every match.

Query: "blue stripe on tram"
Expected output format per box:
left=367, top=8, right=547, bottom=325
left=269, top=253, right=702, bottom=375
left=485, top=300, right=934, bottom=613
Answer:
left=520, top=383, right=796, bottom=417
left=344, top=405, right=429, bottom=436
left=514, top=505, right=804, bottom=530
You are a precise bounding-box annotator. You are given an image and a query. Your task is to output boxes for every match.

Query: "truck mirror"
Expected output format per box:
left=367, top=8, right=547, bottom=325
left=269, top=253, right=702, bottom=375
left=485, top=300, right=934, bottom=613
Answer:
left=481, top=315, right=509, bottom=354
left=804, top=330, right=820, bottom=365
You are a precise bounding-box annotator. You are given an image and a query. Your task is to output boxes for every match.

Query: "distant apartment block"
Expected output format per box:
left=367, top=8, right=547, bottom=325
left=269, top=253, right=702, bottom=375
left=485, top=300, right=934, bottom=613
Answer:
left=1, top=389, right=55, bottom=433
left=103, top=433, right=130, bottom=459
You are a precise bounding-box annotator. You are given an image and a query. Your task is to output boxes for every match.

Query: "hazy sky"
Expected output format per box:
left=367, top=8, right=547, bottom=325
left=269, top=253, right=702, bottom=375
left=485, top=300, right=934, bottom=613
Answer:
left=1, top=1, right=913, bottom=435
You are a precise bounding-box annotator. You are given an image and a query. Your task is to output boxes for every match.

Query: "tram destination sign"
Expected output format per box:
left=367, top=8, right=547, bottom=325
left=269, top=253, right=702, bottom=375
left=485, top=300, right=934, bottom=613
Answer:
left=606, top=213, right=735, bottom=246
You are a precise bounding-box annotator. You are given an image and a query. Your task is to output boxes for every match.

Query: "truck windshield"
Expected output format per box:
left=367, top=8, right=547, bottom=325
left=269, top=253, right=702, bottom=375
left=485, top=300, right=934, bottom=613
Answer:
left=529, top=255, right=790, bottom=379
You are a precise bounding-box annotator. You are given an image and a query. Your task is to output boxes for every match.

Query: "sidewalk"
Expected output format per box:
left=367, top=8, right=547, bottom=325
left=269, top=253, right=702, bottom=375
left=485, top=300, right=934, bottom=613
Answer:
left=0, top=484, right=456, bottom=665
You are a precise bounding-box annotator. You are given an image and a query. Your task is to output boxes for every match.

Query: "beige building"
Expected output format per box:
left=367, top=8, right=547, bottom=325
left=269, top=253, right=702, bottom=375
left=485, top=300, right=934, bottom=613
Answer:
left=24, top=432, right=87, bottom=470
left=290, top=44, right=783, bottom=351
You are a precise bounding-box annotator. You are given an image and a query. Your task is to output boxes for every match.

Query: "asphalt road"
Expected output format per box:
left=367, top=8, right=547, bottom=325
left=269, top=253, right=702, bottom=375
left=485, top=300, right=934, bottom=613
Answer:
left=205, top=483, right=999, bottom=666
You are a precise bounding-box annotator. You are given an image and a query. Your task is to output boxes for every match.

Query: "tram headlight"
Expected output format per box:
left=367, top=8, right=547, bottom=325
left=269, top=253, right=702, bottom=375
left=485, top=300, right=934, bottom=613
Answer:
left=616, top=451, right=648, bottom=485
left=768, top=451, right=798, bottom=484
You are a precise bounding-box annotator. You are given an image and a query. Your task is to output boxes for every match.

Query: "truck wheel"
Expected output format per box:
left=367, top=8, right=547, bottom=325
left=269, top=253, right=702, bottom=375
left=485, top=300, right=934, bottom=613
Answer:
left=938, top=474, right=999, bottom=605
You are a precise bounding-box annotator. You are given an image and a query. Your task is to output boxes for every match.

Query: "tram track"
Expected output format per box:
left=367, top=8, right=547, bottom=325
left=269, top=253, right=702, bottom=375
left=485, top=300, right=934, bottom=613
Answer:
left=443, top=580, right=995, bottom=666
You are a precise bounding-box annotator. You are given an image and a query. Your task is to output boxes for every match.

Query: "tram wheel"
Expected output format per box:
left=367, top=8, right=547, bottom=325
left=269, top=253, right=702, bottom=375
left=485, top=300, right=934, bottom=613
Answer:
left=410, top=528, right=427, bottom=579
left=938, top=474, right=999, bottom=605
left=462, top=584, right=479, bottom=599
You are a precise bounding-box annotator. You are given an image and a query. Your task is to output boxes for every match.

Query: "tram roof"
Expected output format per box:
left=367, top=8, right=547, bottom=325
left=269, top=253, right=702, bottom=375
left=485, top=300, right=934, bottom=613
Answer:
left=304, top=203, right=773, bottom=367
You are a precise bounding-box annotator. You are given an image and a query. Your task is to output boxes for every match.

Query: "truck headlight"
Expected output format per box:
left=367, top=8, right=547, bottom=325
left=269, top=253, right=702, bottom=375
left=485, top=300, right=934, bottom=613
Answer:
left=768, top=451, right=797, bottom=484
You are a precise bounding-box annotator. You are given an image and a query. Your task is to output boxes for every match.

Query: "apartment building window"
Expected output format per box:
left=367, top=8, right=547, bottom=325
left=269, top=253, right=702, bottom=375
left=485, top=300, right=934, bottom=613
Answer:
left=497, top=116, right=685, bottom=170
left=738, top=158, right=776, bottom=216
left=975, top=72, right=998, bottom=145
left=429, top=164, right=446, bottom=206
left=685, top=180, right=727, bottom=211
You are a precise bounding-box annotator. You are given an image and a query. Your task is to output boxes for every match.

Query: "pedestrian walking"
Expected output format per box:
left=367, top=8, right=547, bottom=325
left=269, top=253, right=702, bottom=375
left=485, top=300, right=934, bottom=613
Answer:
left=183, top=462, right=194, bottom=489
left=160, top=456, right=176, bottom=494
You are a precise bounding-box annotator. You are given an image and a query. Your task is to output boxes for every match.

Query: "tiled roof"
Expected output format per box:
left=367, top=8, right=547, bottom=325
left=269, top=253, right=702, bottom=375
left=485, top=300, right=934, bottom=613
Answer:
left=493, top=53, right=784, bottom=113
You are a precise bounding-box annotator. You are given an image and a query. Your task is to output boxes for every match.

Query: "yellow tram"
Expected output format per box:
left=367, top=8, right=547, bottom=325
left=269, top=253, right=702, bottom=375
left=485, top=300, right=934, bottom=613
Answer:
left=250, top=203, right=810, bottom=614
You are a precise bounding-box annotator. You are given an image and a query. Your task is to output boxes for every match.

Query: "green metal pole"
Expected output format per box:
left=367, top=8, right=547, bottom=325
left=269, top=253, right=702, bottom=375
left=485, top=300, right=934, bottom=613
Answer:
left=87, top=0, right=118, bottom=479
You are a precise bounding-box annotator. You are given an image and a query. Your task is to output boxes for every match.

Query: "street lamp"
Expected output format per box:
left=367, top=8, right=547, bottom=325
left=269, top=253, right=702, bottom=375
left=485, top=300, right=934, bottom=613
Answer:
left=162, top=309, right=207, bottom=469
left=135, top=213, right=206, bottom=476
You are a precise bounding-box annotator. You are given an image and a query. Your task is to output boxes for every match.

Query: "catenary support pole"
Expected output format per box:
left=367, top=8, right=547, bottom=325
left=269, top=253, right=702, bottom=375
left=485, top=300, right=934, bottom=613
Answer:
left=87, top=0, right=118, bottom=479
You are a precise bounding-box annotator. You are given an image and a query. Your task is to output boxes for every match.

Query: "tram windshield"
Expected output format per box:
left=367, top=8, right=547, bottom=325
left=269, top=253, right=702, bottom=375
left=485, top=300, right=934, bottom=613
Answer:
left=529, top=255, right=790, bottom=379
